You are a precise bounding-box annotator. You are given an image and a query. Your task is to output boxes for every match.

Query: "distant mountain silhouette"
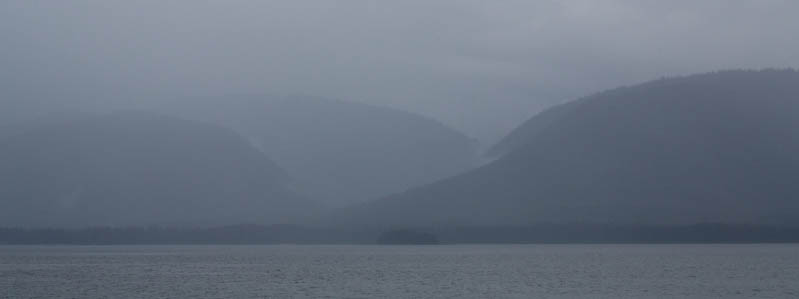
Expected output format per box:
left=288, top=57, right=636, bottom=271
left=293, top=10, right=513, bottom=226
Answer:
left=333, top=69, right=799, bottom=227
left=0, top=112, right=319, bottom=227
left=158, top=95, right=479, bottom=205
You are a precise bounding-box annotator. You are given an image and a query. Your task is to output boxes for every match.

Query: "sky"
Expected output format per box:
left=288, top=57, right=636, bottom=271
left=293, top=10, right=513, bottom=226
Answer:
left=2, top=0, right=798, bottom=144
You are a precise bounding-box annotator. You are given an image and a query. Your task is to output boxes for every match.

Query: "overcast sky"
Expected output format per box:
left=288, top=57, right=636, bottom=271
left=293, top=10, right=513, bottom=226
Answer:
left=2, top=0, right=798, bottom=143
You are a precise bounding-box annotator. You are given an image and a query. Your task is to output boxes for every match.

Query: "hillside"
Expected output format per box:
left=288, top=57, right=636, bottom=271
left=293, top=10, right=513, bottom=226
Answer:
left=333, top=70, right=799, bottom=227
left=158, top=95, right=479, bottom=205
left=0, top=112, right=318, bottom=227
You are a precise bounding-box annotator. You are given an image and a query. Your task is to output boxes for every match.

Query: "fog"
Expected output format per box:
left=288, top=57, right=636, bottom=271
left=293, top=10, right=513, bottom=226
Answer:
left=6, top=6, right=799, bottom=298
left=3, top=1, right=799, bottom=143
left=2, top=1, right=799, bottom=232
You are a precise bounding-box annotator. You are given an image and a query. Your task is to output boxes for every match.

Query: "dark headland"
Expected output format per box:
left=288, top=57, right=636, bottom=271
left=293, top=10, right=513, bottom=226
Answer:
left=2, top=223, right=798, bottom=245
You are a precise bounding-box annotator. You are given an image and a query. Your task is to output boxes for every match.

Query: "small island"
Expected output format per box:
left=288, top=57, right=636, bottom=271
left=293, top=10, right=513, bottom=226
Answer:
left=377, top=229, right=440, bottom=245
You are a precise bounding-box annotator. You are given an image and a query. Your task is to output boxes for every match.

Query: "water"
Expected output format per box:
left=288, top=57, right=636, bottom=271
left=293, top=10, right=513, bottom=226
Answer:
left=2, top=244, right=798, bottom=298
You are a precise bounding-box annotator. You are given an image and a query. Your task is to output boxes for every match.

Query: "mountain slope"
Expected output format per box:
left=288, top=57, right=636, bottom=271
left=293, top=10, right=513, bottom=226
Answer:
left=159, top=95, right=479, bottom=205
left=485, top=100, right=581, bottom=158
left=0, top=112, right=318, bottom=227
left=334, top=69, right=799, bottom=227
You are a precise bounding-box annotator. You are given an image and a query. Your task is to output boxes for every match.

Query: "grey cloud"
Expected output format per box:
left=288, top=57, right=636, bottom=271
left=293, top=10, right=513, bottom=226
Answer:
left=2, top=0, right=798, bottom=143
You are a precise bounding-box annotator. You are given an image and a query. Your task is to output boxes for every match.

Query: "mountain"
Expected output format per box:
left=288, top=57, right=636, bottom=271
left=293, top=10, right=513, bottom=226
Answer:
left=333, top=69, right=799, bottom=227
left=485, top=100, right=581, bottom=158
left=157, top=95, right=479, bottom=205
left=0, top=111, right=318, bottom=227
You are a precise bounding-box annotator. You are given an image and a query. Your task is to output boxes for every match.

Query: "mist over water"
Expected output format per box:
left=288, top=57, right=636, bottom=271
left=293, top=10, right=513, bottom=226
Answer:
left=1, top=0, right=798, bottom=238
left=3, top=1, right=799, bottom=298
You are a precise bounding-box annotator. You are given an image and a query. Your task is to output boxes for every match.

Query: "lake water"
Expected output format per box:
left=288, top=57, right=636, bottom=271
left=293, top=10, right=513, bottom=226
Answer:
left=2, top=244, right=798, bottom=298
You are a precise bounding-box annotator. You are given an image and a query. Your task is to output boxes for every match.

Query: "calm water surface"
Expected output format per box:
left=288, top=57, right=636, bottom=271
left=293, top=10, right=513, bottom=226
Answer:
left=2, top=244, right=798, bottom=298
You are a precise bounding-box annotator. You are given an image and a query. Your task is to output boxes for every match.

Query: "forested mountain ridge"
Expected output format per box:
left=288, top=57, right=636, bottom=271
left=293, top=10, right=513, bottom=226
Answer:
left=158, top=95, right=479, bottom=205
left=332, top=69, right=799, bottom=227
left=0, top=111, right=319, bottom=227
left=0, top=94, right=480, bottom=206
